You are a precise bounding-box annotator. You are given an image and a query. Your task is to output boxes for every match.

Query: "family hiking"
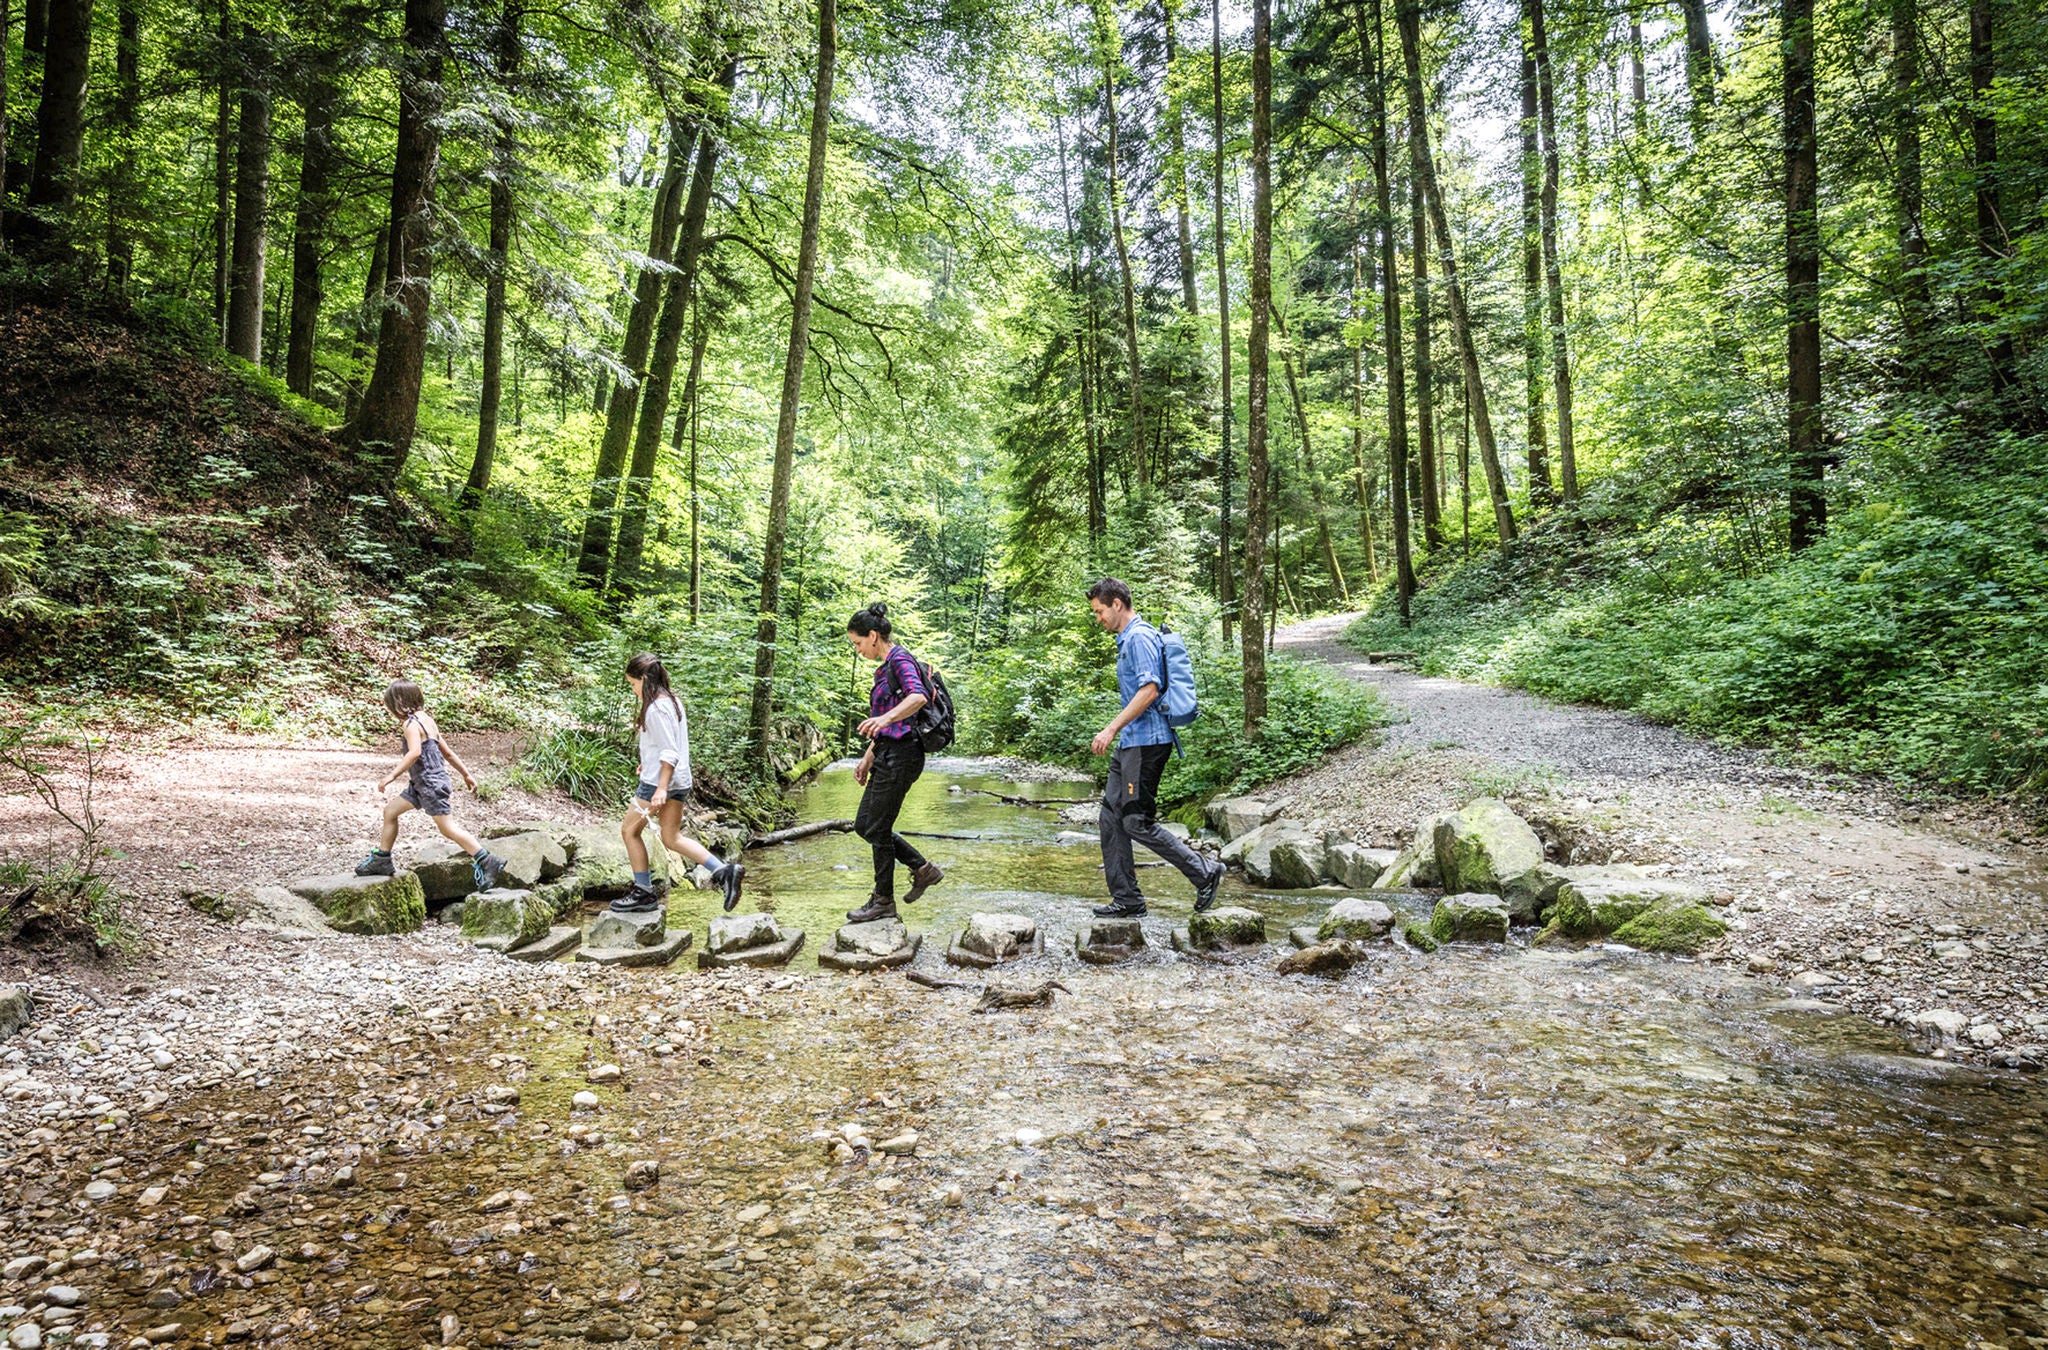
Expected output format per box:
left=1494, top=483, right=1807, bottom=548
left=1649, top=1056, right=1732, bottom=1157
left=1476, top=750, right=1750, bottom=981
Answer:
left=357, top=577, right=1216, bottom=920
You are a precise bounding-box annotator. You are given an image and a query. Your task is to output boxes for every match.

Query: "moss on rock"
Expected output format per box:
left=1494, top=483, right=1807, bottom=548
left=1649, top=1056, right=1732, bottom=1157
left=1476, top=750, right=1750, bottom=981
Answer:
left=1609, top=901, right=1729, bottom=954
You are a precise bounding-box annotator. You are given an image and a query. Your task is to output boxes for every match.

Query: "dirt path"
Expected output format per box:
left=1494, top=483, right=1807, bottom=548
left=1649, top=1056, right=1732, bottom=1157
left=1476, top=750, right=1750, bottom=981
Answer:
left=1269, top=613, right=2048, bottom=1069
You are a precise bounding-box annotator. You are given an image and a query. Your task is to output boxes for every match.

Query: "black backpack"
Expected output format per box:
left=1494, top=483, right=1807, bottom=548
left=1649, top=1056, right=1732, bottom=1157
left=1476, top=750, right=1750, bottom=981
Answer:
left=883, top=649, right=957, bottom=753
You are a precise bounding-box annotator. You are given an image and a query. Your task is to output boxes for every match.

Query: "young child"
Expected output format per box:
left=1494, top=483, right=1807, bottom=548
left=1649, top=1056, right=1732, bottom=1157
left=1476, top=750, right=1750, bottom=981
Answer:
left=356, top=679, right=507, bottom=893
left=618, top=652, right=744, bottom=913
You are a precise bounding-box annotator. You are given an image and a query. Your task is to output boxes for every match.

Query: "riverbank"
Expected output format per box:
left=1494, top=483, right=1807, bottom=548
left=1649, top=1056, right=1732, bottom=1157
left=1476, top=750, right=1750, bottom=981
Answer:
left=1263, top=613, right=2048, bottom=1070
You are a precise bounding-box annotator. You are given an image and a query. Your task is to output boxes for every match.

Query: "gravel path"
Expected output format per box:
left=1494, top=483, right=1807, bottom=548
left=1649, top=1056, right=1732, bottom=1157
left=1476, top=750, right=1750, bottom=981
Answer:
left=1268, top=612, right=2048, bottom=1071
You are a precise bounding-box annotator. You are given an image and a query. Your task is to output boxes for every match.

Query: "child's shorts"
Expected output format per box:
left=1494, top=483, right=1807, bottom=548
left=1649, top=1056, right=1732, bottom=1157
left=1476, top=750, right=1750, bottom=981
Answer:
left=635, top=780, right=694, bottom=805
left=402, top=780, right=453, bottom=817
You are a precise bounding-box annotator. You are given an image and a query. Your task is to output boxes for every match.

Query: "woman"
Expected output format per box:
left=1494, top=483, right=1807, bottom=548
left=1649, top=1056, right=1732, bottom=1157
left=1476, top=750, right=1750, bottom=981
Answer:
left=844, top=603, right=945, bottom=923
left=616, top=652, right=745, bottom=914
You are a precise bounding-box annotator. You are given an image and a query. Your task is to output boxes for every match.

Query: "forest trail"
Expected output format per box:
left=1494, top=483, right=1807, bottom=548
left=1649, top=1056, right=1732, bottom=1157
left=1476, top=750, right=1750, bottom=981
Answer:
left=1267, top=613, right=2048, bottom=1068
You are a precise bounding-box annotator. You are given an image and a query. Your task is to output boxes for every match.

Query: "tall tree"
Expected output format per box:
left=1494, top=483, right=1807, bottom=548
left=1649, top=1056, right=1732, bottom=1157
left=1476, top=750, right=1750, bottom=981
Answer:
left=615, top=55, right=739, bottom=596
left=10, top=0, right=91, bottom=246
left=1098, top=7, right=1147, bottom=491
left=1518, top=0, right=1550, bottom=505
left=1241, top=0, right=1271, bottom=730
left=1210, top=0, right=1234, bottom=640
left=1784, top=0, right=1824, bottom=549
left=213, top=3, right=232, bottom=333
left=674, top=325, right=707, bottom=622
left=1367, top=0, right=1412, bottom=620
left=1162, top=0, right=1197, bottom=316
left=287, top=62, right=338, bottom=400
left=462, top=0, right=522, bottom=508
left=226, top=27, right=273, bottom=363
left=1890, top=0, right=1927, bottom=347
left=343, top=227, right=386, bottom=419
left=1680, top=0, right=1716, bottom=127
left=1399, top=0, right=1440, bottom=545
left=574, top=128, right=689, bottom=584
left=1350, top=235, right=1377, bottom=581
left=1273, top=304, right=1348, bottom=601
left=1529, top=0, right=1577, bottom=502
left=105, top=0, right=139, bottom=288
left=1052, top=110, right=1103, bottom=547
left=0, top=0, right=10, bottom=238
left=747, top=0, right=836, bottom=765
left=1968, top=0, right=2012, bottom=392
left=342, top=0, right=447, bottom=468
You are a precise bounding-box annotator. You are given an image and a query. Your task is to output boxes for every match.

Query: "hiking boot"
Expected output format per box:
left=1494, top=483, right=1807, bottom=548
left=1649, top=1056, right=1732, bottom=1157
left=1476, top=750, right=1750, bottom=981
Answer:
left=472, top=849, right=507, bottom=894
left=1092, top=900, right=1148, bottom=919
left=1193, top=860, right=1225, bottom=914
left=354, top=851, right=395, bottom=878
left=902, top=861, right=944, bottom=905
left=610, top=884, right=662, bottom=914
left=846, top=893, right=899, bottom=924
left=713, top=862, right=747, bottom=913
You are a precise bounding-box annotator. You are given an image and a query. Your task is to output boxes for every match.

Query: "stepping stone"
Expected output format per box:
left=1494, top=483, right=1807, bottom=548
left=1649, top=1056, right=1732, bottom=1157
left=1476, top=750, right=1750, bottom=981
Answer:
left=569, top=826, right=671, bottom=901
left=1171, top=905, right=1267, bottom=961
left=699, top=913, right=806, bottom=970
left=462, top=888, right=553, bottom=949
left=411, top=840, right=483, bottom=904
left=1076, top=917, right=1146, bottom=966
left=586, top=906, right=668, bottom=950
left=285, top=873, right=425, bottom=935
left=1317, top=897, right=1396, bottom=942
left=1277, top=939, right=1365, bottom=977
left=945, top=912, right=1042, bottom=969
left=506, top=926, right=582, bottom=963
left=817, top=918, right=921, bottom=972
left=577, top=928, right=694, bottom=968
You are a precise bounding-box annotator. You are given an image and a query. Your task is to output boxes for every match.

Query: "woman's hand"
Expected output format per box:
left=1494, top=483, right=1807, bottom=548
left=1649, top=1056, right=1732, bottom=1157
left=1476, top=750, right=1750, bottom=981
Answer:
left=854, top=752, right=875, bottom=787
left=857, top=715, right=886, bottom=738
left=647, top=785, right=668, bottom=810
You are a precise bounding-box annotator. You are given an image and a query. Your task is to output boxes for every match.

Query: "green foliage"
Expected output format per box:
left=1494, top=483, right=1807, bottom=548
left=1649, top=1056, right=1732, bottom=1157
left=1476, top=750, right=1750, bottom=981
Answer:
left=1348, top=429, right=2048, bottom=795
left=513, top=728, right=638, bottom=806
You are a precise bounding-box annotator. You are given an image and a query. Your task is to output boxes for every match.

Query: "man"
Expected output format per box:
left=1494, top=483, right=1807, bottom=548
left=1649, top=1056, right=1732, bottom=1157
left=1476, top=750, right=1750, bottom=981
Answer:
left=1085, top=577, right=1225, bottom=918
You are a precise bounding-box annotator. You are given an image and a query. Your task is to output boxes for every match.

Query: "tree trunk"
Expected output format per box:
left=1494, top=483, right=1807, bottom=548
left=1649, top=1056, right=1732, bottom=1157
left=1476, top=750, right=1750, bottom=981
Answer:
left=344, top=228, right=386, bottom=419
left=1350, top=239, right=1377, bottom=581
left=105, top=0, right=139, bottom=288
left=1212, top=0, right=1235, bottom=640
left=286, top=68, right=337, bottom=399
left=674, top=326, right=706, bottom=622
left=615, top=58, right=738, bottom=598
left=1518, top=0, right=1550, bottom=505
left=1784, top=0, right=1824, bottom=550
left=1274, top=311, right=1347, bottom=602
left=226, top=26, right=271, bottom=364
left=1628, top=6, right=1646, bottom=127
left=1242, top=0, right=1272, bottom=731
left=1398, top=1, right=1440, bottom=547
left=1529, top=0, right=1577, bottom=502
left=213, top=3, right=232, bottom=334
left=574, top=128, right=690, bottom=586
left=1680, top=0, right=1716, bottom=128
left=1054, top=110, right=1103, bottom=551
left=1890, top=0, right=1926, bottom=348
left=461, top=2, right=520, bottom=506
left=13, top=0, right=92, bottom=246
left=746, top=0, right=835, bottom=766
left=342, top=0, right=447, bottom=470
left=1367, top=0, right=1412, bottom=621
left=1101, top=23, right=1148, bottom=492
left=1968, top=0, right=2012, bottom=392
left=1400, top=0, right=1514, bottom=546
left=1159, top=3, right=1198, bottom=317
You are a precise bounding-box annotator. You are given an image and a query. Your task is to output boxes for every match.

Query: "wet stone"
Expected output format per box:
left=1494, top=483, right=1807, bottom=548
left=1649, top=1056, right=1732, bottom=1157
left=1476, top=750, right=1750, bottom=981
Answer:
left=1317, top=897, right=1395, bottom=942
left=818, top=919, right=920, bottom=972
left=586, top=906, right=668, bottom=950
left=1077, top=918, right=1147, bottom=965
left=1187, top=906, right=1266, bottom=950
left=948, top=912, right=1041, bottom=967
left=1276, top=940, right=1364, bottom=978
left=1430, top=893, right=1511, bottom=944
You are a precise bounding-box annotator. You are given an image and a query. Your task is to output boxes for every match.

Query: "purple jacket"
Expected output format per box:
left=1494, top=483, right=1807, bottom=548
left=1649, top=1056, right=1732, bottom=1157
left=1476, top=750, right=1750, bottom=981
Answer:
left=870, top=645, right=928, bottom=741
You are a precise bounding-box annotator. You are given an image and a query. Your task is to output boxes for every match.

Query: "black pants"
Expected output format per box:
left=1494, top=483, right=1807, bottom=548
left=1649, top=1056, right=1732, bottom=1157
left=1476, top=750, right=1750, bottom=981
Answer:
left=855, top=739, right=929, bottom=897
left=1101, top=742, right=1209, bottom=905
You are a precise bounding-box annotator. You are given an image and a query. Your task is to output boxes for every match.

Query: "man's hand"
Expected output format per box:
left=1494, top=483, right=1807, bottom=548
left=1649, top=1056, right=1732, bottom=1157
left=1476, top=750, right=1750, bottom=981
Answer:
left=854, top=752, right=875, bottom=787
left=1090, top=726, right=1115, bottom=756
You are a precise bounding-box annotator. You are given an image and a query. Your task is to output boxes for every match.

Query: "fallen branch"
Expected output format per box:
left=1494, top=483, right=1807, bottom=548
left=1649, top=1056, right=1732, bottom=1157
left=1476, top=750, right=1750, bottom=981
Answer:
left=903, top=970, right=977, bottom=991
left=744, top=819, right=854, bottom=849
left=960, top=788, right=1095, bottom=809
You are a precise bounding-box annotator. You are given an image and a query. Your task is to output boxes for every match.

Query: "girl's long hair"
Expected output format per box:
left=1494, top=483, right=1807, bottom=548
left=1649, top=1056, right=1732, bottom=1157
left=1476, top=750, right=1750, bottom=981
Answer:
left=625, top=652, right=682, bottom=731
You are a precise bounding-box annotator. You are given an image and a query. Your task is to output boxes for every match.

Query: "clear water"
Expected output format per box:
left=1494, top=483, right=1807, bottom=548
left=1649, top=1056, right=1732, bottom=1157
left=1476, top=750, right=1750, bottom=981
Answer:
left=55, top=761, right=2048, bottom=1349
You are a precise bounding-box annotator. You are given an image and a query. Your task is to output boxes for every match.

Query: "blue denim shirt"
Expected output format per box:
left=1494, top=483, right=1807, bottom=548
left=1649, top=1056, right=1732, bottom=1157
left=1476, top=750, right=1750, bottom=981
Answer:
left=1113, top=617, right=1174, bottom=749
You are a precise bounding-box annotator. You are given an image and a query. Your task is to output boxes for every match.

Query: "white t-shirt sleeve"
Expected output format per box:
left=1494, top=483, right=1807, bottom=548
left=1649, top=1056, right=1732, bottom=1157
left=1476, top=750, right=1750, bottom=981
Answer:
left=638, top=697, right=692, bottom=789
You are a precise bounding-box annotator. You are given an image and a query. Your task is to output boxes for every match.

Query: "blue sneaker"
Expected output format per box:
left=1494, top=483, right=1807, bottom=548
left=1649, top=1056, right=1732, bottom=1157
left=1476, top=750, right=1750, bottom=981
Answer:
left=472, top=850, right=506, bottom=893
left=354, top=851, right=394, bottom=878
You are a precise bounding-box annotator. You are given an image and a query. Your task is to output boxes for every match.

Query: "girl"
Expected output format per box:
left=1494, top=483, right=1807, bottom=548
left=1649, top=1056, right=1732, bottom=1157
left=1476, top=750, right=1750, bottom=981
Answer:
left=356, top=679, right=507, bottom=893
left=617, top=652, right=744, bottom=913
left=844, top=603, right=945, bottom=923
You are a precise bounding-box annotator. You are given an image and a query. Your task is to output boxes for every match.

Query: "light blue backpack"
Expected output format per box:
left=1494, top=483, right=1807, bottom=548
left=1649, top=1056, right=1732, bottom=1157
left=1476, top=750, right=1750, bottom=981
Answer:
left=1157, top=626, right=1199, bottom=729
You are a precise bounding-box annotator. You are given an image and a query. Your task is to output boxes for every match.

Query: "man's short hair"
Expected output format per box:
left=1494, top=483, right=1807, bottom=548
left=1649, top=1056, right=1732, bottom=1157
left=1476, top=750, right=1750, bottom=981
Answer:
left=1085, top=577, right=1133, bottom=610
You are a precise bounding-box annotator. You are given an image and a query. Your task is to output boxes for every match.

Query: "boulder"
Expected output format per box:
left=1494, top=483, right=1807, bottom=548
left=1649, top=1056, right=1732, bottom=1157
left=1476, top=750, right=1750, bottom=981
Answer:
left=1277, top=940, right=1364, bottom=977
left=1220, top=821, right=1275, bottom=867
left=0, top=985, right=32, bottom=1040
left=961, top=912, right=1038, bottom=961
left=462, top=889, right=552, bottom=949
left=818, top=919, right=921, bottom=972
left=483, top=822, right=580, bottom=861
left=505, top=927, right=582, bottom=963
left=1607, top=898, right=1729, bottom=954
left=1325, top=842, right=1396, bottom=890
left=1429, top=893, right=1510, bottom=944
left=488, top=830, right=571, bottom=889
left=1187, top=905, right=1266, bottom=950
left=708, top=912, right=782, bottom=956
left=586, top=906, right=669, bottom=950
left=1433, top=798, right=1544, bottom=896
left=570, top=826, right=670, bottom=899
left=410, top=840, right=480, bottom=904
left=285, top=873, right=426, bottom=935
left=1547, top=866, right=1704, bottom=939
left=1076, top=918, right=1146, bottom=965
left=1500, top=862, right=1570, bottom=923
left=1262, top=826, right=1329, bottom=890
left=241, top=886, right=338, bottom=940
left=1374, top=813, right=1451, bottom=890
left=530, top=875, right=587, bottom=920
left=1317, top=897, right=1395, bottom=942
left=1207, top=795, right=1294, bottom=842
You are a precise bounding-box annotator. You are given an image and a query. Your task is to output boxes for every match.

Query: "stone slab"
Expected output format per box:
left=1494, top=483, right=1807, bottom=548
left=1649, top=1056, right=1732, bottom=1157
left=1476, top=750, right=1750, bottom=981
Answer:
left=817, top=932, right=923, bottom=972
left=506, top=926, right=583, bottom=963
left=576, top=928, right=694, bottom=968
left=945, top=931, right=1046, bottom=969
left=698, top=931, right=806, bottom=970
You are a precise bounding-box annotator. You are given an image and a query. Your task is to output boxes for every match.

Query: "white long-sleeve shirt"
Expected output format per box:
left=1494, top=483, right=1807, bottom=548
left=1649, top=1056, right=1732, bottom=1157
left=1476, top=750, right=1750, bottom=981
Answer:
left=638, top=694, right=693, bottom=791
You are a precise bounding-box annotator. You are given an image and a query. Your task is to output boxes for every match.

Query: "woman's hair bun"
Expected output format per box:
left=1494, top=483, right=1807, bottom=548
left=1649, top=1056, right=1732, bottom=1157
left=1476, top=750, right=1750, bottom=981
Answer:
left=867, top=602, right=887, bottom=617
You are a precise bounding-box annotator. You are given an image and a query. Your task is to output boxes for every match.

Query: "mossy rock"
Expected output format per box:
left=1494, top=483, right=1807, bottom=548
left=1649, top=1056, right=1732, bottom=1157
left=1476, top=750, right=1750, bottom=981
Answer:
left=1398, top=918, right=1440, bottom=953
left=1432, top=798, right=1543, bottom=895
left=287, top=873, right=426, bottom=936
left=1374, top=812, right=1450, bottom=890
left=1316, top=897, right=1395, bottom=942
left=462, top=888, right=552, bottom=948
left=1549, top=867, right=1701, bottom=938
left=1427, top=893, right=1510, bottom=944
left=569, top=826, right=671, bottom=899
left=1187, top=906, right=1266, bottom=950
left=531, top=875, right=587, bottom=920
left=1609, top=900, right=1729, bottom=954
